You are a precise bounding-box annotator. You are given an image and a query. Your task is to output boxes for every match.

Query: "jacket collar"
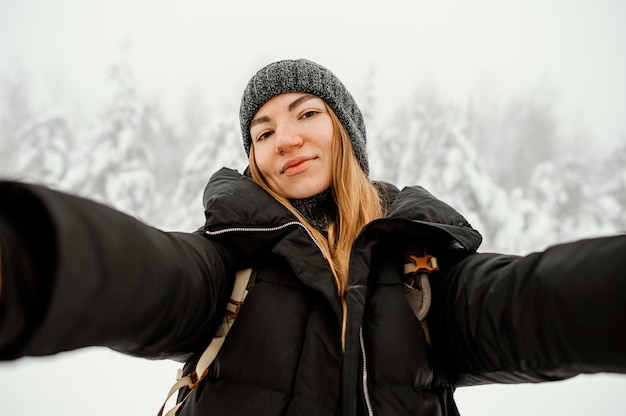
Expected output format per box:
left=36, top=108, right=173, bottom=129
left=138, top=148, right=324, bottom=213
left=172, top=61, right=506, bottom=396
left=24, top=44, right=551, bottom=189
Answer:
left=383, top=184, right=483, bottom=252
left=202, top=168, right=482, bottom=260
left=201, top=167, right=342, bottom=317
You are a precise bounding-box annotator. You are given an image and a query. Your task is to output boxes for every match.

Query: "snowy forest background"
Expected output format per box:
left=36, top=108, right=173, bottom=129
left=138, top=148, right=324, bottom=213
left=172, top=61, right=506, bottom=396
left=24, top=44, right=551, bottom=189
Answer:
left=1, top=54, right=624, bottom=253
left=2, top=22, right=626, bottom=416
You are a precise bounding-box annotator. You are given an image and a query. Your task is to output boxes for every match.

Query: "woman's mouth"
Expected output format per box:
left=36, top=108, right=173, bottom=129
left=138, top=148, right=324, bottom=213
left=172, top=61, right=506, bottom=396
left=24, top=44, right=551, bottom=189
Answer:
left=281, top=156, right=316, bottom=175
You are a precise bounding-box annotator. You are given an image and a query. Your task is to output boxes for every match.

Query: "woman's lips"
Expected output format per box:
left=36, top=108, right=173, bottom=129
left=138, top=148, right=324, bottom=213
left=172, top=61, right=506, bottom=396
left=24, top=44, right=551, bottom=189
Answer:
left=281, top=156, right=316, bottom=175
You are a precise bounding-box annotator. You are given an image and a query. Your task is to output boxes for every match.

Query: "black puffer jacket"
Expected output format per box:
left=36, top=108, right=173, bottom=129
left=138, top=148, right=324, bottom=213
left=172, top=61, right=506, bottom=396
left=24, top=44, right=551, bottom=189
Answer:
left=1, top=168, right=625, bottom=416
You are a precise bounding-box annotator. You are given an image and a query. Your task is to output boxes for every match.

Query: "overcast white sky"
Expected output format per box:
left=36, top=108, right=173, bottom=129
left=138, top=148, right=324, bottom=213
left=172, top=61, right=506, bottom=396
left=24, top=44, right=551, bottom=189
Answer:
left=1, top=1, right=625, bottom=415
left=1, top=0, right=625, bottom=144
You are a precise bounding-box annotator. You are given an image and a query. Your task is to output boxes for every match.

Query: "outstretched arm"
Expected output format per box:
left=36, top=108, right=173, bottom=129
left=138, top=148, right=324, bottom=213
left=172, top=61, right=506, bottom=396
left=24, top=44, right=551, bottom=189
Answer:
left=431, top=235, right=626, bottom=386
left=0, top=181, right=235, bottom=361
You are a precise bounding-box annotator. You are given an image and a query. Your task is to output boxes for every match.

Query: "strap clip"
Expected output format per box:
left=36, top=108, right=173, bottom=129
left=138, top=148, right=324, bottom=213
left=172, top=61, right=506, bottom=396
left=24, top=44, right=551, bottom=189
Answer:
left=405, top=254, right=438, bottom=275
left=188, top=368, right=209, bottom=390
left=225, top=298, right=244, bottom=318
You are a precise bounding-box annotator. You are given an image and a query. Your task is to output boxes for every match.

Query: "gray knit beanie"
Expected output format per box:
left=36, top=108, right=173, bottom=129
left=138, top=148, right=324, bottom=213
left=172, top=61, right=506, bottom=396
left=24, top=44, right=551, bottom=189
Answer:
left=240, top=59, right=369, bottom=174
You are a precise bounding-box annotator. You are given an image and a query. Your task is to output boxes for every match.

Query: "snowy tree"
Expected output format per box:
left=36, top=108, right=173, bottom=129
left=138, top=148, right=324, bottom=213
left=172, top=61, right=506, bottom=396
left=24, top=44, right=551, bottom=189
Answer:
left=382, top=90, right=514, bottom=250
left=0, top=71, right=35, bottom=178
left=12, top=115, right=73, bottom=187
left=367, top=110, right=407, bottom=186
left=69, top=50, right=164, bottom=223
left=468, top=83, right=563, bottom=190
left=164, top=115, right=247, bottom=231
left=357, top=64, right=377, bottom=126
left=595, top=139, right=626, bottom=233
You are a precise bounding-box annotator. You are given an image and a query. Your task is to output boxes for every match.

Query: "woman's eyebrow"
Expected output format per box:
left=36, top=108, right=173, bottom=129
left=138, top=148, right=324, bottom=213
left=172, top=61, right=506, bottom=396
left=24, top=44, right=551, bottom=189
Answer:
left=250, top=115, right=271, bottom=129
left=287, top=94, right=318, bottom=112
left=251, top=94, right=319, bottom=129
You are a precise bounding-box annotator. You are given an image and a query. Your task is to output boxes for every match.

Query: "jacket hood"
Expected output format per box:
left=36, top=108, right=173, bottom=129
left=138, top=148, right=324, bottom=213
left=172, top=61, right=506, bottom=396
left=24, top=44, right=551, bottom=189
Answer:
left=379, top=184, right=483, bottom=253
left=202, top=167, right=294, bottom=230
left=201, top=168, right=326, bottom=263
left=202, top=168, right=481, bottom=256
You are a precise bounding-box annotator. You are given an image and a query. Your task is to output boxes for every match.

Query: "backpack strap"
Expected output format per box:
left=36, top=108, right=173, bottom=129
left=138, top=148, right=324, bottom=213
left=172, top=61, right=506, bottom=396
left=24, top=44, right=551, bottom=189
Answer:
left=157, top=268, right=254, bottom=416
left=403, top=254, right=438, bottom=345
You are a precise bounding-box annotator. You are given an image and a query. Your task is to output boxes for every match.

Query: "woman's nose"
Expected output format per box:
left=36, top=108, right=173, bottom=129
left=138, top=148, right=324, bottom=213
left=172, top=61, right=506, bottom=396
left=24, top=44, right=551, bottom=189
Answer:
left=274, top=125, right=303, bottom=153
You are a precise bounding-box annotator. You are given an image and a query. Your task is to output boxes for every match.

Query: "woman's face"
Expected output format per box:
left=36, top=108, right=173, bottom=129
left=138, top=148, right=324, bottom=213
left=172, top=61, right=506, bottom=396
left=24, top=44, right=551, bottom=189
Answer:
left=250, top=93, right=334, bottom=199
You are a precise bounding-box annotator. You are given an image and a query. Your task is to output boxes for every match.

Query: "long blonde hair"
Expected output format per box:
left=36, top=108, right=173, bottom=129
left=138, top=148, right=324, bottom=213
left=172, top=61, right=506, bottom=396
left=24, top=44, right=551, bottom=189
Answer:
left=249, top=104, right=383, bottom=343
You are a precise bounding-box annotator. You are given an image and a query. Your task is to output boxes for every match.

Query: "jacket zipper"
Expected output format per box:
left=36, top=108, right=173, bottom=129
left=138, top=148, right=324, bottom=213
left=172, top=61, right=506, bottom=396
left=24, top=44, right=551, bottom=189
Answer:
left=205, top=221, right=326, bottom=259
left=360, top=325, right=374, bottom=416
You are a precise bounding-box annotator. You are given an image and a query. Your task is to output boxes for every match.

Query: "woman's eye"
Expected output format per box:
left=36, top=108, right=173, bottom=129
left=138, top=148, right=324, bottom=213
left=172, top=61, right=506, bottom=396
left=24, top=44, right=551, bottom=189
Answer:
left=301, top=110, right=318, bottom=119
left=256, top=131, right=273, bottom=142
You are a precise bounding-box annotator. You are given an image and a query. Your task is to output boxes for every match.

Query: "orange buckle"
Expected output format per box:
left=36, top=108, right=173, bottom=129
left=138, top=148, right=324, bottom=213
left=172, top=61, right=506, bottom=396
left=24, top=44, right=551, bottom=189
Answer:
left=189, top=368, right=209, bottom=390
left=226, top=298, right=244, bottom=319
left=409, top=255, right=438, bottom=275
left=188, top=371, right=199, bottom=389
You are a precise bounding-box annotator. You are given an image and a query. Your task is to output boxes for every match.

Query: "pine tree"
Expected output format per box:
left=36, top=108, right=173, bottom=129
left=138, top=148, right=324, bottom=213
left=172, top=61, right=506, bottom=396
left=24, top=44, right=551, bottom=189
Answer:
left=0, top=72, right=35, bottom=178
left=489, top=86, right=562, bottom=190
left=70, top=46, right=163, bottom=223
left=596, top=139, right=626, bottom=233
left=165, top=115, right=247, bottom=230
left=13, top=115, right=73, bottom=188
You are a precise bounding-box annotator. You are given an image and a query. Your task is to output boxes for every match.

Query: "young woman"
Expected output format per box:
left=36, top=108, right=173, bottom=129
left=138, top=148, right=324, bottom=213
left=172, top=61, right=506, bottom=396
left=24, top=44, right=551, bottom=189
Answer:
left=0, top=59, right=624, bottom=416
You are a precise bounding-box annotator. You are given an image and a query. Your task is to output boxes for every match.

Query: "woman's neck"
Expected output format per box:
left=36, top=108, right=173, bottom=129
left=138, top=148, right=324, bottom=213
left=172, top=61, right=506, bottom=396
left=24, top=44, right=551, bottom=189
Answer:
left=289, top=188, right=336, bottom=233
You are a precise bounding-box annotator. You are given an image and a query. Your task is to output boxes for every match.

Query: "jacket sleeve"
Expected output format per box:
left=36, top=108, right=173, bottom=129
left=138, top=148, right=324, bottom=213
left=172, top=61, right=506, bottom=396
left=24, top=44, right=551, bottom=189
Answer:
left=0, top=181, right=235, bottom=361
left=430, top=235, right=626, bottom=386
